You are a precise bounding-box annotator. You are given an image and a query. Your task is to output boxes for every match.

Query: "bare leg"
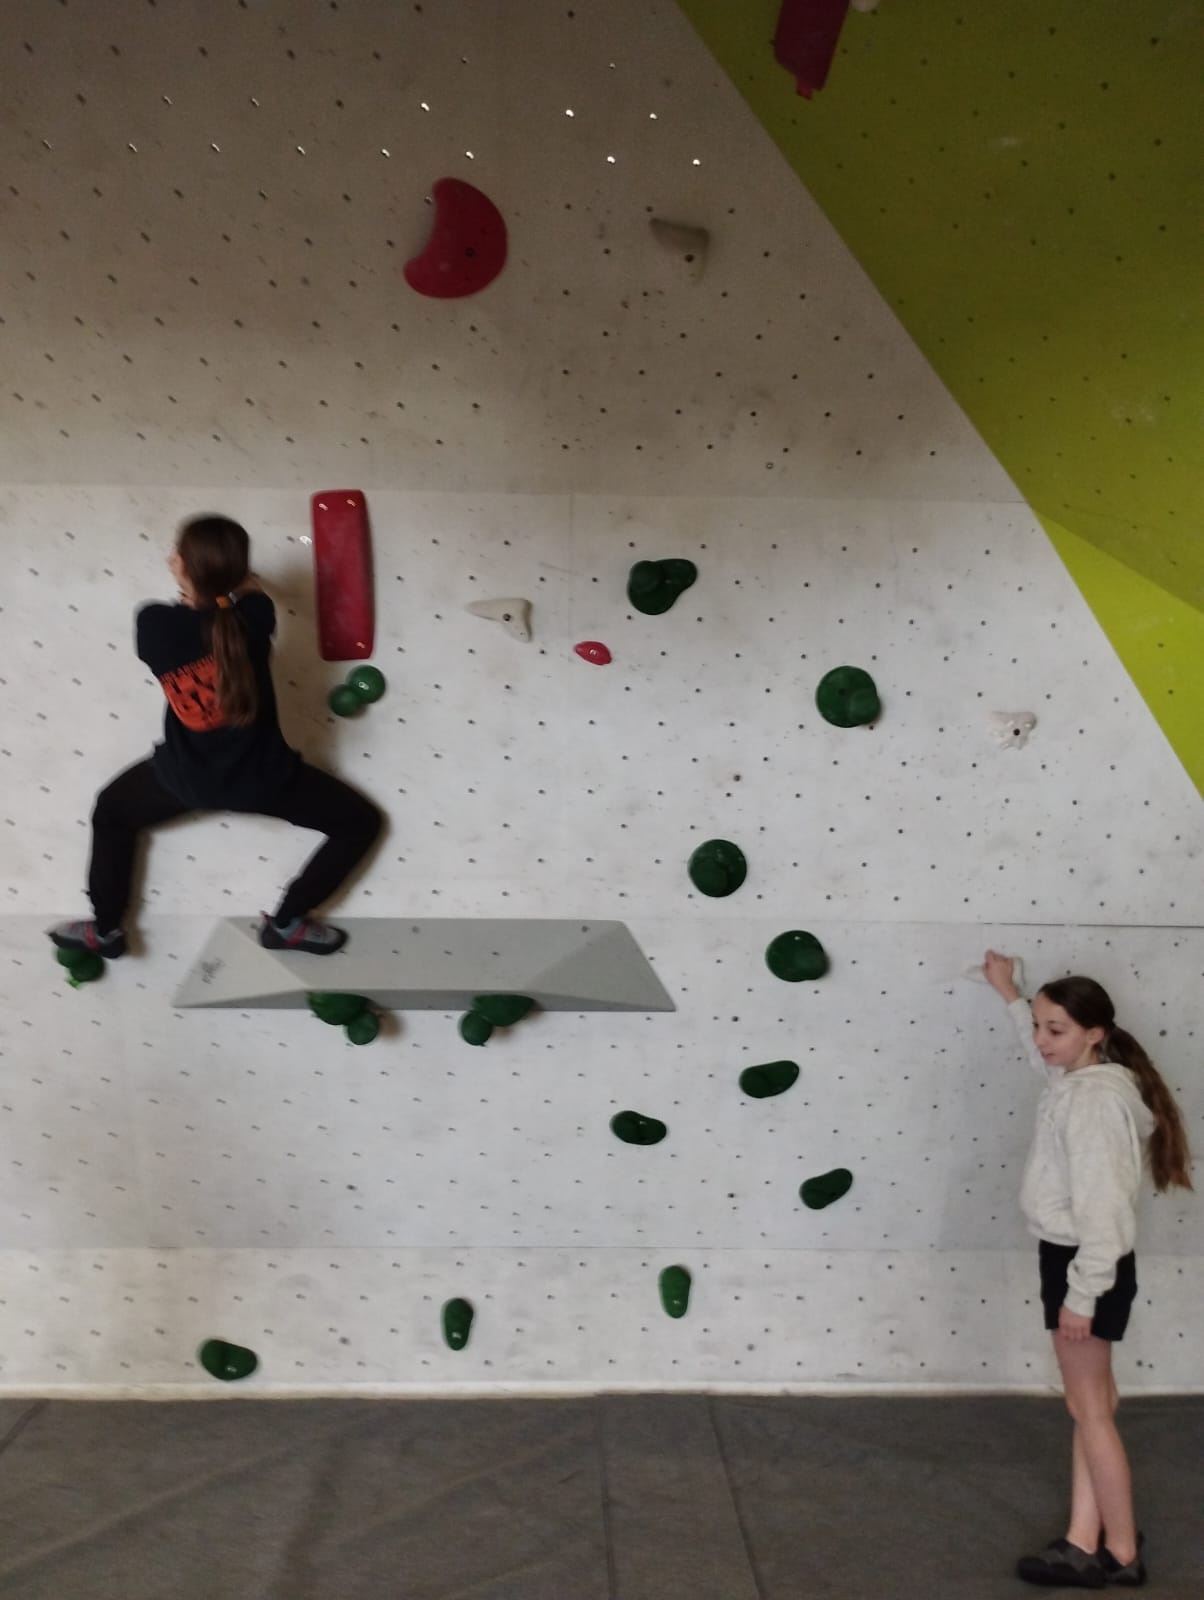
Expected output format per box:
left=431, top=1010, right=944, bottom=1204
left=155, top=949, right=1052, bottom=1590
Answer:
left=1054, top=1334, right=1137, bottom=1565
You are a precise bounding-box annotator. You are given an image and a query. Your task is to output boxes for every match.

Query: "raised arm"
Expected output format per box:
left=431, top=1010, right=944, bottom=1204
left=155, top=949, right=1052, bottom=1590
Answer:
left=982, top=949, right=1054, bottom=1082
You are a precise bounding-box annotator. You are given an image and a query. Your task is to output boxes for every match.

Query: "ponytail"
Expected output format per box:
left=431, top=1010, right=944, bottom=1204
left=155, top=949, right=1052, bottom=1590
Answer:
left=210, top=605, right=258, bottom=728
left=1106, top=1025, right=1194, bottom=1194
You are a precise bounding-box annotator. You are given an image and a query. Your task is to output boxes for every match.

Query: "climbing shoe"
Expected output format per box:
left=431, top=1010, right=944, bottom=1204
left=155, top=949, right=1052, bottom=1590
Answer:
left=1100, top=1533, right=1146, bottom=1587
left=49, top=920, right=127, bottom=960
left=1017, top=1539, right=1105, bottom=1588
left=259, top=913, right=348, bottom=955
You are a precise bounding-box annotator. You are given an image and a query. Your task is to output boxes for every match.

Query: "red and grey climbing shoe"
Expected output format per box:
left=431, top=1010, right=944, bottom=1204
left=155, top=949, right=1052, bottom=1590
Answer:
left=258, top=913, right=348, bottom=955
left=48, top=920, right=127, bottom=960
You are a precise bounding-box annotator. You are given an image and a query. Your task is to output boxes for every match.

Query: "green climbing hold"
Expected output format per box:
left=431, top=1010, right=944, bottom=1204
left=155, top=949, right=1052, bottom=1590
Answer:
left=472, top=994, right=534, bottom=1028
left=345, top=1010, right=380, bottom=1046
left=198, top=1338, right=258, bottom=1382
left=800, top=1168, right=853, bottom=1210
left=627, top=557, right=698, bottom=615
left=328, top=683, right=362, bottom=718
left=55, top=948, right=105, bottom=986
left=347, top=664, right=386, bottom=703
left=815, top=665, right=881, bottom=728
left=659, top=1264, right=692, bottom=1319
left=739, top=1060, right=800, bottom=1099
left=610, top=1110, right=667, bottom=1146
left=442, top=1297, right=474, bottom=1350
left=766, top=930, right=829, bottom=982
left=308, top=992, right=371, bottom=1027
left=688, top=838, right=747, bottom=898
left=459, top=1010, right=494, bottom=1047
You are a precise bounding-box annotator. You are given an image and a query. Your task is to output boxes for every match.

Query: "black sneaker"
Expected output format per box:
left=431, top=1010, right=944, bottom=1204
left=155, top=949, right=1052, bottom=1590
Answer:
left=258, top=913, right=348, bottom=955
left=1017, top=1538, right=1105, bottom=1588
left=49, top=920, right=127, bottom=960
left=1100, top=1533, right=1146, bottom=1587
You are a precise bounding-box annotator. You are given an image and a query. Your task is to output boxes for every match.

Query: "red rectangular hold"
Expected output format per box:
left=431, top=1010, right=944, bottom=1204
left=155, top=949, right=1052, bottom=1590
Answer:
left=773, top=0, right=850, bottom=98
left=311, top=489, right=375, bottom=661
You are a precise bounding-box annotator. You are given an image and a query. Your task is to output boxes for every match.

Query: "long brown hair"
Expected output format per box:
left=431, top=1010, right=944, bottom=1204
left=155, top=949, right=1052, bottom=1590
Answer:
left=1039, top=976, right=1193, bottom=1193
left=176, top=515, right=258, bottom=727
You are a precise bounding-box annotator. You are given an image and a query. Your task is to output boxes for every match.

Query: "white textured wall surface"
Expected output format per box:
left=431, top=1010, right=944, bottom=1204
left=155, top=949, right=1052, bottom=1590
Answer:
left=0, top=0, right=1200, bottom=1395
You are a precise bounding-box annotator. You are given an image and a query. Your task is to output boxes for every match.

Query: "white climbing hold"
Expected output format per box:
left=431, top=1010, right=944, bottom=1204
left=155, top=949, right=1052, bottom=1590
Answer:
left=850, top=0, right=882, bottom=13
left=961, top=956, right=1025, bottom=990
left=989, top=711, right=1037, bottom=749
left=466, top=597, right=532, bottom=641
left=649, top=218, right=710, bottom=281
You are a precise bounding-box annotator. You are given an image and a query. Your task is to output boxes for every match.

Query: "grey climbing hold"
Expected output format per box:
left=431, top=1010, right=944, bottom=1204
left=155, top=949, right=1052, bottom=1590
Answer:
left=989, top=710, right=1036, bottom=749
left=466, top=597, right=532, bottom=641
left=650, top=218, right=710, bottom=281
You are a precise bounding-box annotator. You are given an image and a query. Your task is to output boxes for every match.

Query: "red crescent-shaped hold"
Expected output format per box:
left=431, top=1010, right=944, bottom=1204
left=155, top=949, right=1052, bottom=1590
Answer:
left=403, top=177, right=508, bottom=298
left=574, top=641, right=612, bottom=666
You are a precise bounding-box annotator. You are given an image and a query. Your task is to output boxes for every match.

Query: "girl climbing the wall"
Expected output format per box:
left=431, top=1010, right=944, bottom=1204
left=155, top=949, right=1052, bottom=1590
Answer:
left=50, top=514, right=382, bottom=959
left=981, top=951, right=1192, bottom=1590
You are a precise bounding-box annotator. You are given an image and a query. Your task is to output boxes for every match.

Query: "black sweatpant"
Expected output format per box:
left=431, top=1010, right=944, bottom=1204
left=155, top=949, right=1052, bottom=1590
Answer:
left=88, top=759, right=383, bottom=933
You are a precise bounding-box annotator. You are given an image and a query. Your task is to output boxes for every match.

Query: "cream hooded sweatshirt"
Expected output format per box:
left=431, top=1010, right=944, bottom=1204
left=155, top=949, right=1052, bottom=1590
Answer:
left=1008, top=997, right=1155, bottom=1317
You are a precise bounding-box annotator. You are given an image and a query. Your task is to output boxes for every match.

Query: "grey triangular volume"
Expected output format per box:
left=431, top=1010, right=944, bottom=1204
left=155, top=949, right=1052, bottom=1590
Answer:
left=649, top=218, right=710, bottom=280
left=173, top=918, right=676, bottom=1013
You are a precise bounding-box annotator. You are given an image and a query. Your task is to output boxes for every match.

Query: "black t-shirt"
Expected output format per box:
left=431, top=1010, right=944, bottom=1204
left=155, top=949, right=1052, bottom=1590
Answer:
left=136, top=592, right=300, bottom=808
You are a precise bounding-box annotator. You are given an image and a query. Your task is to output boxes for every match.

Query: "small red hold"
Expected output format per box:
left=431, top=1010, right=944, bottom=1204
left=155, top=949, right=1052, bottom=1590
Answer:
left=574, top=640, right=612, bottom=666
left=404, top=178, right=508, bottom=299
left=772, top=0, right=850, bottom=99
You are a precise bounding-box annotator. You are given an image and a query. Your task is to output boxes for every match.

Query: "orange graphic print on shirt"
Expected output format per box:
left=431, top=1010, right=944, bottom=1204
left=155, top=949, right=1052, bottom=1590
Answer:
left=160, top=655, right=228, bottom=732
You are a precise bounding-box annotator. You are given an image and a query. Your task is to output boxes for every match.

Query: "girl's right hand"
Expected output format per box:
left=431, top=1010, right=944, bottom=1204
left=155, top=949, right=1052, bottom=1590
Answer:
left=982, top=949, right=1020, bottom=1001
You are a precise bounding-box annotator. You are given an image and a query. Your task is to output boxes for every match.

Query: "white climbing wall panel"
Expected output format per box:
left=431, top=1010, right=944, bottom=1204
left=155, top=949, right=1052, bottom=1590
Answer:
left=0, top=0, right=1200, bottom=1396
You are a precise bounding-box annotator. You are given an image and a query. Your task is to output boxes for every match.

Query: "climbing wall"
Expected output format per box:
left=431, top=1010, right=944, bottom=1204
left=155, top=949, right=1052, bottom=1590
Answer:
left=1, top=0, right=1200, bottom=1395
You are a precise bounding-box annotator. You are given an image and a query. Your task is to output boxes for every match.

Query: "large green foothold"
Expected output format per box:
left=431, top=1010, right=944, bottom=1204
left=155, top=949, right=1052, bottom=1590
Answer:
left=739, top=1060, right=800, bottom=1099
left=610, top=1110, right=668, bottom=1146
left=688, top=838, right=747, bottom=898
left=328, top=684, right=362, bottom=718
left=766, top=930, right=829, bottom=982
left=345, top=1010, right=380, bottom=1046
left=627, top=557, right=698, bottom=615
left=659, top=1264, right=692, bottom=1319
left=198, top=1338, right=258, bottom=1382
left=442, top=1297, right=474, bottom=1350
left=815, top=665, right=881, bottom=728
left=308, top=992, right=371, bottom=1026
left=56, top=948, right=105, bottom=987
left=800, top=1168, right=854, bottom=1210
left=346, top=664, right=386, bottom=704
left=472, top=994, right=534, bottom=1028
left=459, top=1010, right=494, bottom=1047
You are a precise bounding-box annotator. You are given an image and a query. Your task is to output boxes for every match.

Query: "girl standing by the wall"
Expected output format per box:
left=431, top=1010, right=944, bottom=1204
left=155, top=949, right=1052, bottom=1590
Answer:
left=982, top=951, right=1192, bottom=1589
left=50, top=515, right=382, bottom=960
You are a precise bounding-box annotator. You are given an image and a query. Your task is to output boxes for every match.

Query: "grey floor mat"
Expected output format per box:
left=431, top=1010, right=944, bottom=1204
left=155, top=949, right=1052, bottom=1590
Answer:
left=0, top=1395, right=1199, bottom=1599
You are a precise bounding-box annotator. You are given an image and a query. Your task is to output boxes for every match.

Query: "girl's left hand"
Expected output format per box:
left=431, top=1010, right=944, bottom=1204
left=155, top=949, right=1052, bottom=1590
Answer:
left=1057, top=1306, right=1093, bottom=1342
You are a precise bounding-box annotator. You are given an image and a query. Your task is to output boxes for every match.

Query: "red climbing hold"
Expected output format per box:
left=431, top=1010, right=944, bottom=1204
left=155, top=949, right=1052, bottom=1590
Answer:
left=404, top=178, right=508, bottom=299
left=772, top=0, right=850, bottom=99
left=311, top=490, right=374, bottom=661
left=574, top=641, right=612, bottom=666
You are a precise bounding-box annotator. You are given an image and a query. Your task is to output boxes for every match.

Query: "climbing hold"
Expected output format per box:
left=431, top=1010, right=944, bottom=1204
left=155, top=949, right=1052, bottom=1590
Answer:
left=345, top=1010, right=380, bottom=1046
left=627, top=558, right=698, bottom=616
left=962, top=956, right=1025, bottom=990
left=773, top=0, right=850, bottom=99
left=442, top=1297, right=475, bottom=1350
left=466, top=597, right=532, bottom=642
left=55, top=947, right=105, bottom=987
left=308, top=992, right=372, bottom=1027
left=473, top=994, right=534, bottom=1028
left=766, top=930, right=829, bottom=982
left=688, top=839, right=747, bottom=898
left=989, top=710, right=1037, bottom=749
left=800, top=1168, right=853, bottom=1210
left=850, top=0, right=881, bottom=12
left=328, top=683, right=363, bottom=718
left=198, top=1338, right=258, bottom=1382
left=649, top=218, right=710, bottom=281
left=739, top=1060, right=800, bottom=1099
left=404, top=177, right=507, bottom=299
left=610, top=1110, right=667, bottom=1146
left=347, top=665, right=386, bottom=704
left=574, top=640, right=612, bottom=666
left=311, top=489, right=374, bottom=662
left=815, top=665, right=880, bottom=728
left=659, top=1265, right=692, bottom=1319
left=459, top=1010, right=494, bottom=1047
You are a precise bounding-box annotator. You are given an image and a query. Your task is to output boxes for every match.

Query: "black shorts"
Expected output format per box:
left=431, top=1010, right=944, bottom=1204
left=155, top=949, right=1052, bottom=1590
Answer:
left=1039, top=1241, right=1137, bottom=1342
